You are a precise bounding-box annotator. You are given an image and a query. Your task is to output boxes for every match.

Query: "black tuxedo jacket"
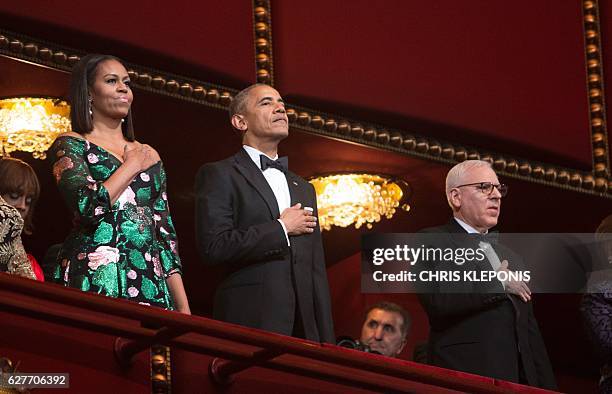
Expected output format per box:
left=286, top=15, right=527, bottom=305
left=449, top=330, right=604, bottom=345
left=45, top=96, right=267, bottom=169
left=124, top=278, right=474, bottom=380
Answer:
left=194, top=149, right=335, bottom=343
left=417, top=219, right=556, bottom=390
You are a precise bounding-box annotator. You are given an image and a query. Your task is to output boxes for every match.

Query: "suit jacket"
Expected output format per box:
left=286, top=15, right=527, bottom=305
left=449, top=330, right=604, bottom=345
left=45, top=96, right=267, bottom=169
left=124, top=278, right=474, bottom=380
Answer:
left=194, top=149, right=335, bottom=343
left=417, top=219, right=556, bottom=390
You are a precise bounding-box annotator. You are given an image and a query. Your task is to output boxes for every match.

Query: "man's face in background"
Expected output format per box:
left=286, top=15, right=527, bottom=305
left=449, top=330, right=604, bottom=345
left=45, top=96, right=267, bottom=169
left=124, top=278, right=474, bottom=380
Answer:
left=360, top=308, right=407, bottom=357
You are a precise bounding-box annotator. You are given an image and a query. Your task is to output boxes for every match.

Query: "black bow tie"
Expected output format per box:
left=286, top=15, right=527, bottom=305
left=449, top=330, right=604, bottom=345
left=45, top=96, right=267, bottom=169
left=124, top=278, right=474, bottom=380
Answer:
left=476, top=231, right=499, bottom=245
left=260, top=155, right=288, bottom=173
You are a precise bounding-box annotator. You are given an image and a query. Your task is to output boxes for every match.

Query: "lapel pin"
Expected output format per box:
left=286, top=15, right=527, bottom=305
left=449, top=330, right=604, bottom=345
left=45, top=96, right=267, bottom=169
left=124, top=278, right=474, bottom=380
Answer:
left=292, top=181, right=298, bottom=186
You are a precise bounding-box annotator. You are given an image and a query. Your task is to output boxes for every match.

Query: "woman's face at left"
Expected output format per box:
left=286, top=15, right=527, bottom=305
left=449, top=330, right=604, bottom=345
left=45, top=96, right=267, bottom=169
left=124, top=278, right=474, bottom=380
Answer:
left=89, top=59, right=133, bottom=120
left=2, top=192, right=31, bottom=220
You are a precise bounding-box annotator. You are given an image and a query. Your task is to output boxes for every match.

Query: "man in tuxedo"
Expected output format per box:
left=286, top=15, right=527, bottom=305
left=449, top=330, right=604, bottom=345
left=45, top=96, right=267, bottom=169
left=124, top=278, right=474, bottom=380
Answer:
left=195, top=84, right=335, bottom=343
left=417, top=160, right=556, bottom=389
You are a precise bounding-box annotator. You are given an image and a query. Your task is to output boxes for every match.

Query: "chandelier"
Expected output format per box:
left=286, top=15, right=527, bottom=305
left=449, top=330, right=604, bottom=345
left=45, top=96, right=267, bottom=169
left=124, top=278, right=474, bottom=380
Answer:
left=0, top=97, right=71, bottom=159
left=309, top=173, right=410, bottom=231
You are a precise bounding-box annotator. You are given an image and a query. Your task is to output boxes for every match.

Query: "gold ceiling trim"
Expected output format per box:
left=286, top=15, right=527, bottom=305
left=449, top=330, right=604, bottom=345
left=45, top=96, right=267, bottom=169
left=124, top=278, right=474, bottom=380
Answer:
left=0, top=28, right=610, bottom=199
left=0, top=29, right=238, bottom=111
left=284, top=104, right=611, bottom=198
left=253, top=0, right=274, bottom=86
left=582, top=0, right=610, bottom=180
left=151, top=345, right=171, bottom=394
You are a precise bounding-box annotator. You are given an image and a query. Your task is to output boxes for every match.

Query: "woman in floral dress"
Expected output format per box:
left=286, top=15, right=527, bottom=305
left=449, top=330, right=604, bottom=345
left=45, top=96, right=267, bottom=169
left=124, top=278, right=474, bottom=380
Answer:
left=50, top=54, right=190, bottom=313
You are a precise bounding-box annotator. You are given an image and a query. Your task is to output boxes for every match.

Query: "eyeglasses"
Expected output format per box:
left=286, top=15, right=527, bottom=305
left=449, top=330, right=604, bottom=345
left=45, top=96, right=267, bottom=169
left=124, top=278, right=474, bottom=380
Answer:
left=454, top=182, right=508, bottom=197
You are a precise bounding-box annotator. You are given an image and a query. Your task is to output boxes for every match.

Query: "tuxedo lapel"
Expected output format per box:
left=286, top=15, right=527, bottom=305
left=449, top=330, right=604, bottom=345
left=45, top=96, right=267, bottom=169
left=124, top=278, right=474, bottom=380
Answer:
left=445, top=219, right=478, bottom=250
left=286, top=172, right=306, bottom=206
left=445, top=218, right=507, bottom=293
left=233, top=150, right=281, bottom=218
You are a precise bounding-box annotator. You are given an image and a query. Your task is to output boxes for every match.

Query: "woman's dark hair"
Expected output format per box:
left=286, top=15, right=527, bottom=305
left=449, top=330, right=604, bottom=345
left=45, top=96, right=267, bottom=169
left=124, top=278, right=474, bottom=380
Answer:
left=0, top=158, right=40, bottom=234
left=69, top=54, right=135, bottom=141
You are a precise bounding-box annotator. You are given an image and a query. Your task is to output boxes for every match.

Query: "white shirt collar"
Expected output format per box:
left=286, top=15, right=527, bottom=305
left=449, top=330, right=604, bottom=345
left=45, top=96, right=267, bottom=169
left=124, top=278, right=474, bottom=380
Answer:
left=454, top=217, right=487, bottom=234
left=243, top=145, right=278, bottom=170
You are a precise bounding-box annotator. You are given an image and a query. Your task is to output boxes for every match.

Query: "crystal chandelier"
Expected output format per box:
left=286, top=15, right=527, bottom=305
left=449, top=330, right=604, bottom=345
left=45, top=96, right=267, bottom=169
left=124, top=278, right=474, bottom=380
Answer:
left=0, top=97, right=71, bottom=159
left=309, top=173, right=410, bottom=231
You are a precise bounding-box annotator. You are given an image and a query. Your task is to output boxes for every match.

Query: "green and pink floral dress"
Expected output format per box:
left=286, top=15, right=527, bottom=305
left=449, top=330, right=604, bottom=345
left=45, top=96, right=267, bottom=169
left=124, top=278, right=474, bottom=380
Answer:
left=50, top=135, right=181, bottom=310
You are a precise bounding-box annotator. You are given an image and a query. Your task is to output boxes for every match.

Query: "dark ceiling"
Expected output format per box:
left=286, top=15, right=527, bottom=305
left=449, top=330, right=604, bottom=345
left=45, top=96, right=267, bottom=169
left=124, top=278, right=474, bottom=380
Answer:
left=2, top=0, right=610, bottom=171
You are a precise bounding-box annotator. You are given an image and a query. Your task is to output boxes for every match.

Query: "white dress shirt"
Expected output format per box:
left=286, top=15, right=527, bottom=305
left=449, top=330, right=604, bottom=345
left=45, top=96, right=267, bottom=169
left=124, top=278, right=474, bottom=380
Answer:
left=243, top=145, right=291, bottom=244
left=454, top=217, right=483, bottom=235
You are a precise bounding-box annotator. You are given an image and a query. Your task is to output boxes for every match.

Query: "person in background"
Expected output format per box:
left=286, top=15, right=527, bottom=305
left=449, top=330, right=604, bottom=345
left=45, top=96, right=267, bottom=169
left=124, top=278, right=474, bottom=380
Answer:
left=359, top=301, right=410, bottom=358
left=0, top=157, right=44, bottom=281
left=0, top=194, right=36, bottom=280
left=49, top=54, right=189, bottom=313
left=581, top=214, right=612, bottom=393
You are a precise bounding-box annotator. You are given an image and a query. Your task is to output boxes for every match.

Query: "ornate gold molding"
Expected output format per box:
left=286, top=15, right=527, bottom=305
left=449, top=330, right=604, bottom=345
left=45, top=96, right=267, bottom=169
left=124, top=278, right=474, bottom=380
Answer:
left=151, top=345, right=171, bottom=394
left=253, top=0, right=274, bottom=85
left=0, top=26, right=609, bottom=198
left=284, top=104, right=611, bottom=197
left=582, top=0, right=610, bottom=181
left=0, top=30, right=237, bottom=111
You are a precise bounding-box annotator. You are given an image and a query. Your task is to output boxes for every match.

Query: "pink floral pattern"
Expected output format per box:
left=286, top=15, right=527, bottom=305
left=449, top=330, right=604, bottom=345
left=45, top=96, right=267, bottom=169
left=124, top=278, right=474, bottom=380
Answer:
left=116, top=186, right=136, bottom=209
left=153, top=255, right=162, bottom=277
left=128, top=287, right=139, bottom=297
left=87, top=246, right=120, bottom=270
left=53, top=156, right=74, bottom=182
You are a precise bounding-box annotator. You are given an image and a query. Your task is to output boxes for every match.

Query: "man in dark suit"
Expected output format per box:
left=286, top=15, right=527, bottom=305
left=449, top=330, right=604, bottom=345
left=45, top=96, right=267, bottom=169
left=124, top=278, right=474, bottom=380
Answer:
left=418, top=160, right=556, bottom=389
left=195, top=84, right=335, bottom=343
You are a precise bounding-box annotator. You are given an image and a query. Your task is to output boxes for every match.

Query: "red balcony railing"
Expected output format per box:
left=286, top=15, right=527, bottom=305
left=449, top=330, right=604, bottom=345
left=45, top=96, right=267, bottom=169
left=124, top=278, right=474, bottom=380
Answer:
left=0, top=273, right=558, bottom=394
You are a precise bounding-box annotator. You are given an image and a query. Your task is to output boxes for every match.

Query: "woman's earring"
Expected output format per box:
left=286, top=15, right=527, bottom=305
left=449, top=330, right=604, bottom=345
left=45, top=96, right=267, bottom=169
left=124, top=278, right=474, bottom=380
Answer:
left=88, top=98, right=93, bottom=118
